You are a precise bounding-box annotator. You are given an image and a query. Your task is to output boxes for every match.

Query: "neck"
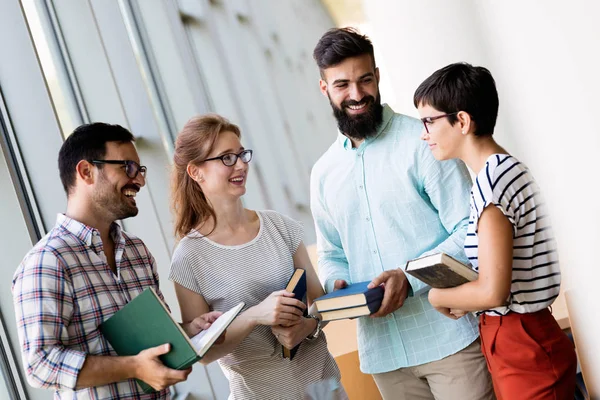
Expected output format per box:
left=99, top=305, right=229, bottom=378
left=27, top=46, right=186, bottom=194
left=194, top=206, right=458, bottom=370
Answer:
left=458, top=135, right=508, bottom=174
left=344, top=134, right=364, bottom=149
left=65, top=196, right=113, bottom=239
left=202, top=197, right=249, bottom=234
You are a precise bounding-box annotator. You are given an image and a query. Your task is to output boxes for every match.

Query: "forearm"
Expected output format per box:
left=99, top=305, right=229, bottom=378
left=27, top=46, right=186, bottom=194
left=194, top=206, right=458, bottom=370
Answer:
left=76, top=355, right=137, bottom=389
left=430, top=281, right=507, bottom=312
left=199, top=309, right=258, bottom=364
left=411, top=222, right=469, bottom=297
left=318, top=259, right=351, bottom=293
left=307, top=303, right=328, bottom=330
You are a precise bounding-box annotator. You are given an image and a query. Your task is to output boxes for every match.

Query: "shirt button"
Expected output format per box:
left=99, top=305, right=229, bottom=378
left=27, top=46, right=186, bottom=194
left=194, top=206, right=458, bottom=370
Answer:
left=366, top=217, right=370, bottom=221
left=358, top=153, right=362, bottom=157
left=373, top=250, right=377, bottom=254
left=359, top=185, right=363, bottom=189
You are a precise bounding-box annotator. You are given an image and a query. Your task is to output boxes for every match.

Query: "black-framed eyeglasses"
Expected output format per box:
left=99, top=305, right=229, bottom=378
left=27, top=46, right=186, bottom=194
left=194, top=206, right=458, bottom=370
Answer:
left=91, top=160, right=147, bottom=179
left=201, top=149, right=253, bottom=167
left=420, top=112, right=460, bottom=134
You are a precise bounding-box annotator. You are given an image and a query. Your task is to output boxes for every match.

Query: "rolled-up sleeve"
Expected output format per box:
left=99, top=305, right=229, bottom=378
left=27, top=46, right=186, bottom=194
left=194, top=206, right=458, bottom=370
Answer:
left=310, top=169, right=351, bottom=293
left=410, top=147, right=472, bottom=296
left=12, top=250, right=86, bottom=390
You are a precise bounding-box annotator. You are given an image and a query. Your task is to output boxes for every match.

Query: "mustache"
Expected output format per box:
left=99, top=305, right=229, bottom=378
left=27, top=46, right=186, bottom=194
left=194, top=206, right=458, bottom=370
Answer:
left=341, top=96, right=375, bottom=108
left=122, top=184, right=141, bottom=192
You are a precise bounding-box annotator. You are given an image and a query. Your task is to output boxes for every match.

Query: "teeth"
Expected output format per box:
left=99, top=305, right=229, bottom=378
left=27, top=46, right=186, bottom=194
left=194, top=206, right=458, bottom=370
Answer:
left=124, top=190, right=137, bottom=197
left=348, top=103, right=366, bottom=110
left=230, top=177, right=243, bottom=182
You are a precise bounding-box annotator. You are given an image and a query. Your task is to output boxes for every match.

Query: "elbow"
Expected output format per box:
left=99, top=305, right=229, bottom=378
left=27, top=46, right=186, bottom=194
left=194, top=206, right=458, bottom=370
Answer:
left=482, top=288, right=510, bottom=310
left=24, top=364, right=51, bottom=390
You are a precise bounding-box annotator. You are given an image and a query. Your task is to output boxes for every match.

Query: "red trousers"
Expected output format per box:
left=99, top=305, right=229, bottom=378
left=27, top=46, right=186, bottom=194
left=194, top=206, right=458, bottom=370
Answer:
left=479, top=308, right=577, bottom=400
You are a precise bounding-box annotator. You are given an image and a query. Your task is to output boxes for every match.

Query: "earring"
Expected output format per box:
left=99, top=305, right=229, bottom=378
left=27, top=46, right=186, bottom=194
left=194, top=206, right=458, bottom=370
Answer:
left=461, top=130, right=466, bottom=135
left=198, top=177, right=204, bottom=183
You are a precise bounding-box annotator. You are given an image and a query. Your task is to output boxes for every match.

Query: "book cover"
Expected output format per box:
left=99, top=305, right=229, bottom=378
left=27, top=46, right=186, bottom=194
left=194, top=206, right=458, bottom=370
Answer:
left=100, top=287, right=243, bottom=393
left=314, top=281, right=384, bottom=312
left=320, top=297, right=382, bottom=321
left=405, top=253, right=478, bottom=288
left=282, top=268, right=306, bottom=360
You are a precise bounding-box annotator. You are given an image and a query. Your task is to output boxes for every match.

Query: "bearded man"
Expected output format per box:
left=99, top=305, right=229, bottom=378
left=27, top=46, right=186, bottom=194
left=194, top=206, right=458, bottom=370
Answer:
left=309, top=28, right=495, bottom=400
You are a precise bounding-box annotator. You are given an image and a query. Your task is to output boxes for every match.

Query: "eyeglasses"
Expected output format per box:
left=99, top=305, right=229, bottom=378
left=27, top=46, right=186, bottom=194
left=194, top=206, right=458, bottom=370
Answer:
left=91, top=160, right=147, bottom=179
left=420, top=112, right=459, bottom=134
left=201, top=149, right=253, bottom=167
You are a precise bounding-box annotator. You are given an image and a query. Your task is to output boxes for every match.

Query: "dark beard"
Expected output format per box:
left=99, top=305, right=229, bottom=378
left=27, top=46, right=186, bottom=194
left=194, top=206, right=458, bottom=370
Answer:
left=93, top=173, right=139, bottom=221
left=329, top=92, right=383, bottom=141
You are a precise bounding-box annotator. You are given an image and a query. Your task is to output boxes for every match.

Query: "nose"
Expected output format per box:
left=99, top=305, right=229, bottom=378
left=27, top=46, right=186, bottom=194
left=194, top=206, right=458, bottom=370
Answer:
left=420, top=128, right=429, bottom=141
left=234, top=155, right=247, bottom=170
left=348, top=83, right=365, bottom=102
left=133, top=171, right=146, bottom=187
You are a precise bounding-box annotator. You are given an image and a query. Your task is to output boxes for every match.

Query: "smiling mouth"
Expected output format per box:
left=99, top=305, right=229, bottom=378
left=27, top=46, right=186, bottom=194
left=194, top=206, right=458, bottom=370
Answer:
left=123, top=189, right=137, bottom=198
left=229, top=176, right=244, bottom=183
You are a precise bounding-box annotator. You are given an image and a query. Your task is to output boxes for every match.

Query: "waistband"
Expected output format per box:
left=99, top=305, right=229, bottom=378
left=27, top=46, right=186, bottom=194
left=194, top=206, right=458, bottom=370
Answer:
left=479, top=307, right=554, bottom=326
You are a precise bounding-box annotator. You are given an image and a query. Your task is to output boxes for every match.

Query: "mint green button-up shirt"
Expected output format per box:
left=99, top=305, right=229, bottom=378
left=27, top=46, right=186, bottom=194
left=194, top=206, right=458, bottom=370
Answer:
left=310, top=105, right=479, bottom=373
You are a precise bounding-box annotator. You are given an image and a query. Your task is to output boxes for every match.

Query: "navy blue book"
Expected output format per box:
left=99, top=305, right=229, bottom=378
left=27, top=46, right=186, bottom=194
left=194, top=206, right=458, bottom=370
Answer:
left=320, top=297, right=383, bottom=321
left=282, top=269, right=306, bottom=360
left=314, top=281, right=384, bottom=312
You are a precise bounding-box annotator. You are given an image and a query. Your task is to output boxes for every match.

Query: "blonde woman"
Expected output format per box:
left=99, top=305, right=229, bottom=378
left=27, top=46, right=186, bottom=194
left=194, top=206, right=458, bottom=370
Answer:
left=168, top=115, right=344, bottom=400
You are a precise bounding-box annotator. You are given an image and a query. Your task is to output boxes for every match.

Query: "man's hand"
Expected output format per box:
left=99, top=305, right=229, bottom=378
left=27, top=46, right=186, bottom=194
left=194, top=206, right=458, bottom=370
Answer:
left=332, top=280, right=347, bottom=291
left=134, top=344, right=192, bottom=391
left=183, top=311, right=224, bottom=343
left=368, top=269, right=409, bottom=317
left=271, top=317, right=317, bottom=349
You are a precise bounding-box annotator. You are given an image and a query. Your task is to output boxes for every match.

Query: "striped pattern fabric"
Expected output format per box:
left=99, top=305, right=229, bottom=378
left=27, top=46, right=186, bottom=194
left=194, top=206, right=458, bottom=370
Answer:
left=169, top=210, right=341, bottom=400
left=12, top=214, right=169, bottom=400
left=465, top=154, right=561, bottom=316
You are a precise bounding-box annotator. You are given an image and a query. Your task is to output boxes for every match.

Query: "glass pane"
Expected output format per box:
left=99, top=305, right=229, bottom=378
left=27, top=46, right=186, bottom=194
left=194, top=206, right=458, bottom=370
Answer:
left=21, top=0, right=82, bottom=137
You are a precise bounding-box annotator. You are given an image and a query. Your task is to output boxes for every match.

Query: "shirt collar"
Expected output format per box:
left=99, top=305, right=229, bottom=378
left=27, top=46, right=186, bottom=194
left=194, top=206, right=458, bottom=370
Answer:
left=336, top=104, right=395, bottom=151
left=56, top=213, right=123, bottom=248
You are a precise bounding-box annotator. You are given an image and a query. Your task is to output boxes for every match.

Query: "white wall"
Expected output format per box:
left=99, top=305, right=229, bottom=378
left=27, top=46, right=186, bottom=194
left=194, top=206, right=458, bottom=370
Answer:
left=362, top=0, right=599, bottom=392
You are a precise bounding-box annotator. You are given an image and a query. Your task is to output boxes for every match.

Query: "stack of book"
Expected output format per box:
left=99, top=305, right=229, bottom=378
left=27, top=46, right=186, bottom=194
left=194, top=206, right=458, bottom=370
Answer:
left=314, top=281, right=384, bottom=321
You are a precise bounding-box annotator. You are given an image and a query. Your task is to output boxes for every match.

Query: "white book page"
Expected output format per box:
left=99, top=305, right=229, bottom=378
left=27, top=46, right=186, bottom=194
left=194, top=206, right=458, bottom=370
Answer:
left=190, top=302, right=244, bottom=357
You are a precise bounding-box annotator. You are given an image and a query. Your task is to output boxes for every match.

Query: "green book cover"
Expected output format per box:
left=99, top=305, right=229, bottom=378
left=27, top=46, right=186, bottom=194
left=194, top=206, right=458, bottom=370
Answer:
left=99, top=287, right=200, bottom=394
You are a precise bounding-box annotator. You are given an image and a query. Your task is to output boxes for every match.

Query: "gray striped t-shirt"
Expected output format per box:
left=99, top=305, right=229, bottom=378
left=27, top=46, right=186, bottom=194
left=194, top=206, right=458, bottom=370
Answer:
left=169, top=210, right=341, bottom=400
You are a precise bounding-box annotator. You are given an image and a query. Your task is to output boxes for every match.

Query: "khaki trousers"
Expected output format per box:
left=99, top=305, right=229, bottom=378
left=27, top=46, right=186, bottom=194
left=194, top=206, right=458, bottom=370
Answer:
left=372, top=339, right=495, bottom=400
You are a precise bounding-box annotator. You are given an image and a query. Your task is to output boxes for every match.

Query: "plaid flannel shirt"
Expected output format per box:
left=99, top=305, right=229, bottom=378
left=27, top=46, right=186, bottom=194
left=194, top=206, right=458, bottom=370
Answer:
left=12, top=214, right=170, bottom=399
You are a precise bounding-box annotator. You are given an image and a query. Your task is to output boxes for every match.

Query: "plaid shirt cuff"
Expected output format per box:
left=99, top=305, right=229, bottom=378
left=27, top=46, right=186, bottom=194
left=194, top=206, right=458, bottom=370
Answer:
left=56, top=349, right=87, bottom=390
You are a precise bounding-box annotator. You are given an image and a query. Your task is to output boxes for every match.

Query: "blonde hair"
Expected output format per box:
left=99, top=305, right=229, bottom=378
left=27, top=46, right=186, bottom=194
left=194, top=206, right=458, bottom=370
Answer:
left=171, top=114, right=241, bottom=239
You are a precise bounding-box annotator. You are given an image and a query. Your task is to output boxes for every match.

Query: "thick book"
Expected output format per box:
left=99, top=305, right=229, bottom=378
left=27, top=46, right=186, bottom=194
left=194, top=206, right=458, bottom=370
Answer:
left=314, top=281, right=384, bottom=312
left=320, top=297, right=383, bottom=321
left=282, top=268, right=307, bottom=360
left=100, top=287, right=244, bottom=393
left=405, top=253, right=478, bottom=288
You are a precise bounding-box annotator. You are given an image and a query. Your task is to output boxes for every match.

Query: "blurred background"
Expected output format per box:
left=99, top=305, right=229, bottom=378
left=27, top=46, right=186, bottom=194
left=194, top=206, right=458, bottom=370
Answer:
left=0, top=0, right=597, bottom=399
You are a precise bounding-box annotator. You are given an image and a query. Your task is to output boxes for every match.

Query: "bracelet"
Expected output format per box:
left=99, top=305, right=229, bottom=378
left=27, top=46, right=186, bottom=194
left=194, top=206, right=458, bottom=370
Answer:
left=305, top=314, right=321, bottom=341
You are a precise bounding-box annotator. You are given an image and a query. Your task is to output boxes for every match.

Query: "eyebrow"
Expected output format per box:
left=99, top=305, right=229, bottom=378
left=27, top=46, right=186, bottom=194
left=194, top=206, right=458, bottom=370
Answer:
left=216, top=147, right=245, bottom=156
left=331, top=72, right=375, bottom=86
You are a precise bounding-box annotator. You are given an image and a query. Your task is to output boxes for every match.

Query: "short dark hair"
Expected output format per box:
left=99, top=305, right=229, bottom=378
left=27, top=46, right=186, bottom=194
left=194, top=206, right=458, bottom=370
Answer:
left=413, top=62, right=499, bottom=136
left=313, top=27, right=375, bottom=76
left=58, top=122, right=135, bottom=195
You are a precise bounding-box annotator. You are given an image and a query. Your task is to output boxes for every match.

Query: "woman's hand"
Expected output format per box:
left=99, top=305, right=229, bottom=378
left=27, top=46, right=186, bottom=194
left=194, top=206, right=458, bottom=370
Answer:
left=249, top=290, right=306, bottom=326
left=450, top=309, right=468, bottom=319
left=272, top=317, right=317, bottom=349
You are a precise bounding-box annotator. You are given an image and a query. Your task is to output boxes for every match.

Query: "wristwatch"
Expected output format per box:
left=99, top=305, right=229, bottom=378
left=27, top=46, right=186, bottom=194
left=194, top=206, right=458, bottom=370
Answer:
left=305, top=314, right=322, bottom=341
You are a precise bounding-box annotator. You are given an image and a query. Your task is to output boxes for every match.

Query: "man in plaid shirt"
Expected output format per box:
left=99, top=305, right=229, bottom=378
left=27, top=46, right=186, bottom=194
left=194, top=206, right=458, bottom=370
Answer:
left=12, top=123, right=221, bottom=399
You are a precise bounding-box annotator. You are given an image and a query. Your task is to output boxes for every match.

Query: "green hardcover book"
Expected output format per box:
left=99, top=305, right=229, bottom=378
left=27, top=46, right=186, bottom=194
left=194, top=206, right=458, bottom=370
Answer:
left=100, top=287, right=244, bottom=393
